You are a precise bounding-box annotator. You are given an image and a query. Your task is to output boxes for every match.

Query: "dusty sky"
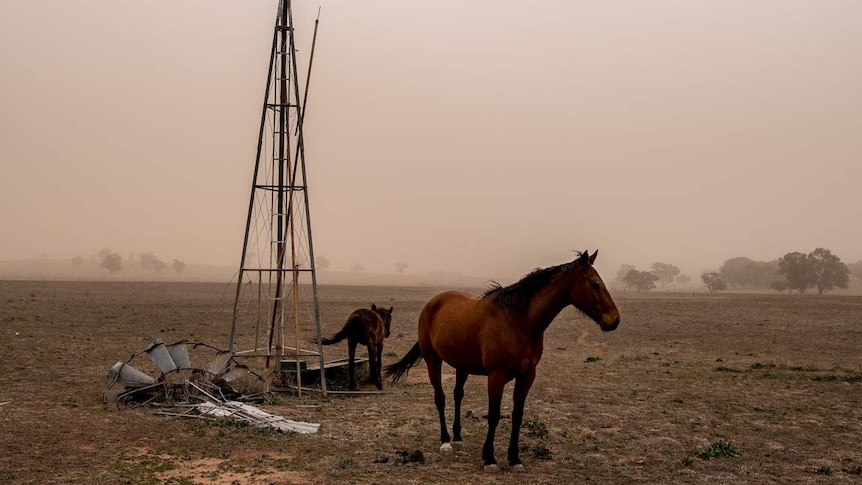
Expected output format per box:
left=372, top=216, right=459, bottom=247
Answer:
left=1, top=0, right=860, bottom=281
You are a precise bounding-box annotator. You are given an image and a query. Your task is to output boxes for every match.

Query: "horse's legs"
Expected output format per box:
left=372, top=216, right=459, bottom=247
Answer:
left=367, top=342, right=382, bottom=390
left=375, top=342, right=384, bottom=389
left=426, top=353, right=451, bottom=451
left=451, top=368, right=469, bottom=451
left=482, top=371, right=507, bottom=471
left=507, top=367, right=536, bottom=471
left=347, top=339, right=357, bottom=391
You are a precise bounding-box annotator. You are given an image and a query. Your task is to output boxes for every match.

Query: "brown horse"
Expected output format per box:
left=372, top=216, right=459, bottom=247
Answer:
left=384, top=250, right=619, bottom=472
left=320, top=304, right=393, bottom=390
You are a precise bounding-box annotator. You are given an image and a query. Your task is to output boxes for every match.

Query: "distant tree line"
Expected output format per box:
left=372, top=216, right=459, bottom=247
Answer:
left=85, top=249, right=185, bottom=275
left=616, top=262, right=689, bottom=292
left=616, top=248, right=857, bottom=294
left=714, top=248, right=852, bottom=294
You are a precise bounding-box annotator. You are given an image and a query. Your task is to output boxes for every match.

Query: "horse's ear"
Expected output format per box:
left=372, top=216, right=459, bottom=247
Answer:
left=579, top=250, right=589, bottom=264
left=589, top=250, right=598, bottom=265
left=372, top=304, right=378, bottom=311
left=388, top=306, right=393, bottom=313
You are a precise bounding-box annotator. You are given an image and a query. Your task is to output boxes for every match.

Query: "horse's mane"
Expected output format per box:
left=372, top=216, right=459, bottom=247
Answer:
left=482, top=257, right=583, bottom=308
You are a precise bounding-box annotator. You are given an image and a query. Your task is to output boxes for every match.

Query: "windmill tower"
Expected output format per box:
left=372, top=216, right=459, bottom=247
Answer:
left=228, top=0, right=326, bottom=396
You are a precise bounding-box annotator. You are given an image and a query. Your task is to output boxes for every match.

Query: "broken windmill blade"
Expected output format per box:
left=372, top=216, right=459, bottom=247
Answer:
left=106, top=339, right=320, bottom=434
left=145, top=337, right=179, bottom=373
left=103, top=338, right=265, bottom=409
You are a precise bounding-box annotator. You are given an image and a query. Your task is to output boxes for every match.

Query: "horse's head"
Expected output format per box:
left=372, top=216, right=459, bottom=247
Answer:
left=372, top=304, right=394, bottom=338
left=568, top=250, right=620, bottom=332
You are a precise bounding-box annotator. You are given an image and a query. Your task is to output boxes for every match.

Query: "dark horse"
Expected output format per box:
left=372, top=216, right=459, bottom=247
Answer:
left=320, top=304, right=393, bottom=390
left=384, top=250, right=619, bottom=472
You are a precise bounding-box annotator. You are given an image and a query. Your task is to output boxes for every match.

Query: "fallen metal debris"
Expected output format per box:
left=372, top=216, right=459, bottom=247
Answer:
left=104, top=337, right=262, bottom=408
left=184, top=401, right=319, bottom=434
left=104, top=337, right=320, bottom=433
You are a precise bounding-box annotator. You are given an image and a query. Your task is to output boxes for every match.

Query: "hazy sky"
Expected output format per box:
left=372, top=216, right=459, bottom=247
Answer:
left=1, top=0, right=860, bottom=281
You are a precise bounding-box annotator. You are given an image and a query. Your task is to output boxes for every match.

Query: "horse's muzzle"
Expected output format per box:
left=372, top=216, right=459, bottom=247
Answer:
left=600, top=316, right=620, bottom=332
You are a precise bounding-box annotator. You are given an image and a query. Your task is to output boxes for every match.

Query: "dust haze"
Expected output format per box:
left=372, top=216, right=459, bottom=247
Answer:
left=1, top=0, right=861, bottom=283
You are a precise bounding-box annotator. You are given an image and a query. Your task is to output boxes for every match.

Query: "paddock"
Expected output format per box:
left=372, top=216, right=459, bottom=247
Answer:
left=1, top=280, right=860, bottom=484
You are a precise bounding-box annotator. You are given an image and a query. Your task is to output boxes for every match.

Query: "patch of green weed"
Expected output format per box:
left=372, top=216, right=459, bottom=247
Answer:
left=522, top=416, right=549, bottom=439
left=695, top=440, right=740, bottom=460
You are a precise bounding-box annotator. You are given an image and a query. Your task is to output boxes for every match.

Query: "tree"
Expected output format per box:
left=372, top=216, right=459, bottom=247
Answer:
left=171, top=259, right=185, bottom=274
left=71, top=256, right=85, bottom=267
left=615, top=264, right=636, bottom=285
left=775, top=251, right=814, bottom=293
left=349, top=263, right=364, bottom=273
left=139, top=252, right=166, bottom=272
left=316, top=256, right=330, bottom=270
left=395, top=262, right=408, bottom=275
left=622, top=269, right=659, bottom=291
left=808, top=248, right=850, bottom=294
left=718, top=257, right=780, bottom=289
left=650, top=262, right=680, bottom=288
left=99, top=252, right=122, bottom=273
left=676, top=274, right=691, bottom=286
left=773, top=249, right=850, bottom=294
left=848, top=260, right=862, bottom=280
left=701, top=272, right=727, bottom=293
left=770, top=281, right=790, bottom=293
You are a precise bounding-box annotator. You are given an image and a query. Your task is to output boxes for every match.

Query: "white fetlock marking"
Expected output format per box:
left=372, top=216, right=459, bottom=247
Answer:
left=511, top=464, right=526, bottom=473
left=484, top=464, right=500, bottom=473
left=452, top=441, right=464, bottom=452
left=440, top=442, right=453, bottom=454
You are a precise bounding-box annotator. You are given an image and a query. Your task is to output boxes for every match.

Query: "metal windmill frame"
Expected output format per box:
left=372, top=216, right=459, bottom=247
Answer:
left=227, top=0, right=326, bottom=397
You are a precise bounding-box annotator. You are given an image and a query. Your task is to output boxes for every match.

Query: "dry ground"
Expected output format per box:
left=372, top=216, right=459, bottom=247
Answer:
left=1, top=280, right=861, bottom=484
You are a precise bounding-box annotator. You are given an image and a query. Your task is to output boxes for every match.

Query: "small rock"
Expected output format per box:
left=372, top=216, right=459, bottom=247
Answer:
left=395, top=449, right=425, bottom=465
left=409, top=450, right=425, bottom=464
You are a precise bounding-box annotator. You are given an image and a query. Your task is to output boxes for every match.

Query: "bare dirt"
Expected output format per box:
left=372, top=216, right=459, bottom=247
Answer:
left=2, top=280, right=861, bottom=484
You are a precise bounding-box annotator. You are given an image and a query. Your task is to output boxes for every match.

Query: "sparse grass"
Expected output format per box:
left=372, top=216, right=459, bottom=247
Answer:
left=531, top=442, right=553, bottom=460
left=585, top=356, right=602, bottom=363
left=112, top=451, right=178, bottom=485
left=6, top=281, right=862, bottom=485
left=715, top=366, right=743, bottom=373
left=789, top=365, right=821, bottom=372
left=263, top=393, right=283, bottom=405
left=812, top=373, right=862, bottom=383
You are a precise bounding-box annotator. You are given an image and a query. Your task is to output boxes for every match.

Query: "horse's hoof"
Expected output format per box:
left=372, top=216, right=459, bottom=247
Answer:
left=483, top=464, right=500, bottom=473
left=440, top=442, right=453, bottom=454
left=452, top=441, right=464, bottom=452
left=510, top=464, right=526, bottom=473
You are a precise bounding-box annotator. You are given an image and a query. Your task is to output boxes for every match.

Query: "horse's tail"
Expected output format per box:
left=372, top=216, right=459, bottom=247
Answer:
left=383, top=342, right=422, bottom=384
left=318, top=324, right=351, bottom=346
